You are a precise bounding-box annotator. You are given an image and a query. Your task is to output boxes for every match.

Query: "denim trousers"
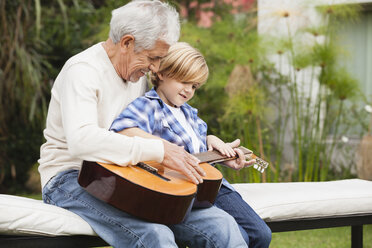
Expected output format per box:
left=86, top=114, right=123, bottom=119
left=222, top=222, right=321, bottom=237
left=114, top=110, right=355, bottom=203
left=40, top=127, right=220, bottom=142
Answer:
left=214, top=184, right=272, bottom=248
left=42, top=170, right=247, bottom=248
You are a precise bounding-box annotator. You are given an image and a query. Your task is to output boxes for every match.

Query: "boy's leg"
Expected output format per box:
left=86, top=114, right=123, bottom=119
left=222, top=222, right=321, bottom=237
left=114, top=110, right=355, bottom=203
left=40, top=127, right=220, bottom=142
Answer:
left=170, top=206, right=248, bottom=248
left=214, top=184, right=272, bottom=248
left=42, top=169, right=178, bottom=248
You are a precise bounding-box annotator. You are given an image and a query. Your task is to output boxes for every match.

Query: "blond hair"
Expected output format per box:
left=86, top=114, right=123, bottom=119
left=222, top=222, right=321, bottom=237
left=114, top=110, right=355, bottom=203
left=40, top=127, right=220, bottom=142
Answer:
left=152, top=42, right=209, bottom=87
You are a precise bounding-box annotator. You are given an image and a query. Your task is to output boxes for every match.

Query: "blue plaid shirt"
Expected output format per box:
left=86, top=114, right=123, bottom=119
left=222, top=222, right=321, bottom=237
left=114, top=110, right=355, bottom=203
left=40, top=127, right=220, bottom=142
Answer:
left=110, top=88, right=235, bottom=191
left=110, top=88, right=208, bottom=154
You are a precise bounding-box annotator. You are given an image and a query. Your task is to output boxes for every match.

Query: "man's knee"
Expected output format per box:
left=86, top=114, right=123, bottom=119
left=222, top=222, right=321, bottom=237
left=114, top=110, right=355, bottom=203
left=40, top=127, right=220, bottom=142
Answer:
left=254, top=223, right=272, bottom=248
left=143, top=224, right=174, bottom=240
left=140, top=224, right=175, bottom=243
left=212, top=210, right=247, bottom=246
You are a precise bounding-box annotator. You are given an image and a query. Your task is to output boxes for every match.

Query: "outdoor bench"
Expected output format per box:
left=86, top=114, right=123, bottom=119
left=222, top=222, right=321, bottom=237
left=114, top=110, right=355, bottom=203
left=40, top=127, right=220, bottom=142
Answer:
left=1, top=178, right=372, bottom=248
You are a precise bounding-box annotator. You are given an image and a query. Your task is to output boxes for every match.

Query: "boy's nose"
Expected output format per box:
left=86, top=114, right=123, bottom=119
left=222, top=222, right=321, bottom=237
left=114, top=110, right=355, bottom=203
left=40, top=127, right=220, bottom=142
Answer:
left=184, top=85, right=192, bottom=92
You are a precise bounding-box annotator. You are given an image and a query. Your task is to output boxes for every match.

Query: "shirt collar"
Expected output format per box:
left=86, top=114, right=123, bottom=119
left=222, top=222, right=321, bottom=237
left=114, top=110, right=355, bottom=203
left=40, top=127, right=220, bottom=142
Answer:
left=144, top=87, right=161, bottom=99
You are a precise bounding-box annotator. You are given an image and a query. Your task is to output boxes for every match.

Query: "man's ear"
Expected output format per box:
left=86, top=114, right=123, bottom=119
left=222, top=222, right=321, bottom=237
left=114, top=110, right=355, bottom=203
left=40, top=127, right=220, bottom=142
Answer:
left=119, top=35, right=135, bottom=51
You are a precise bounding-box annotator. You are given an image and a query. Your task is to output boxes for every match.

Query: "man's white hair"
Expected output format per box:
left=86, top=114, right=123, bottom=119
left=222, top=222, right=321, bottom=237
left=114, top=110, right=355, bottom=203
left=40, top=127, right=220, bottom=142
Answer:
left=109, top=0, right=180, bottom=51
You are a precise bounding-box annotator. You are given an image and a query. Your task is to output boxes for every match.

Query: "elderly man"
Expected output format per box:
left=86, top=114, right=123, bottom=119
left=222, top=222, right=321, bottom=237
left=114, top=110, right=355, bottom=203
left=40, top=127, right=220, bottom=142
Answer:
left=38, top=1, right=247, bottom=247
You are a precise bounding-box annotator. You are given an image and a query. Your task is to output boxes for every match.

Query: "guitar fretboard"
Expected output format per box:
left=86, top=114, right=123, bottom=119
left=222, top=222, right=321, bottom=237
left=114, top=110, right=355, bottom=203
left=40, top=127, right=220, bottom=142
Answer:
left=194, top=146, right=253, bottom=164
left=194, top=146, right=269, bottom=173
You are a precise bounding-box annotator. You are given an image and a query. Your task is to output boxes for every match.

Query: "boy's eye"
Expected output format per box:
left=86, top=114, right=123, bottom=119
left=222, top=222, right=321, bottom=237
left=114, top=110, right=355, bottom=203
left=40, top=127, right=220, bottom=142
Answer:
left=192, top=83, right=200, bottom=89
left=182, top=82, right=199, bottom=89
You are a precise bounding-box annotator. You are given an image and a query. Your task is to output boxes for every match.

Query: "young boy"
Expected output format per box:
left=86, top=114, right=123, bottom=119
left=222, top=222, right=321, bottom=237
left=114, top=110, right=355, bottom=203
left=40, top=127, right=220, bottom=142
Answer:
left=110, top=42, right=271, bottom=247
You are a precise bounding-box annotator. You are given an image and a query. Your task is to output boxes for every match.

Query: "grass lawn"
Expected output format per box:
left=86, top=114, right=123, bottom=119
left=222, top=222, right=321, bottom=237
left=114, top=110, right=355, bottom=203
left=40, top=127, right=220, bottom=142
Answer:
left=98, top=226, right=372, bottom=248
left=270, top=225, right=372, bottom=248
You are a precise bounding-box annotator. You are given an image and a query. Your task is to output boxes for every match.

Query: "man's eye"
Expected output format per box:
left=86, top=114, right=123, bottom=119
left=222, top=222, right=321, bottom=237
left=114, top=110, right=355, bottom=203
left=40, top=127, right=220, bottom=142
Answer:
left=149, top=57, right=161, bottom=61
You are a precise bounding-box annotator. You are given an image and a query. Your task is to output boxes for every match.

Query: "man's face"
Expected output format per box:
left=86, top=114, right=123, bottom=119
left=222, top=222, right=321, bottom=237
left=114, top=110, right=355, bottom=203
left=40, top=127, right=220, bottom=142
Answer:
left=121, top=40, right=170, bottom=82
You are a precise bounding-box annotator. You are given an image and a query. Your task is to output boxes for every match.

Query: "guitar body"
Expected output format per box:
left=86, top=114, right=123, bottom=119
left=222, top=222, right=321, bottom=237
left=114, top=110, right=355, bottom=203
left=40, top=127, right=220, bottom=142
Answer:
left=78, top=147, right=267, bottom=225
left=78, top=160, right=222, bottom=225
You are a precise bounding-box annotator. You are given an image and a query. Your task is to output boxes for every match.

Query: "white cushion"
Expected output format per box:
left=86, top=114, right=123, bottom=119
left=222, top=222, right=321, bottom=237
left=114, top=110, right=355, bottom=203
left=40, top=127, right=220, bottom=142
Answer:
left=0, top=194, right=96, bottom=236
left=2, top=179, right=372, bottom=237
left=233, top=179, right=372, bottom=221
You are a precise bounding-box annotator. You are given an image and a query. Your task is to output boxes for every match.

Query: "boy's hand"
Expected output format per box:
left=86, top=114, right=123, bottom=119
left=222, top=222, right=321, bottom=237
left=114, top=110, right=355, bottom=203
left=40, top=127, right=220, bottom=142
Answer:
left=207, top=135, right=236, bottom=158
left=223, top=139, right=256, bottom=170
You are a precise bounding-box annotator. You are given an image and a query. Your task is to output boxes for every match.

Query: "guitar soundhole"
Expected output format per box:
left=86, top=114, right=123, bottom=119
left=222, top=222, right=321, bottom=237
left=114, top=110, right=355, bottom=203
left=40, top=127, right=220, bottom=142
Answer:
left=136, top=162, right=171, bottom=181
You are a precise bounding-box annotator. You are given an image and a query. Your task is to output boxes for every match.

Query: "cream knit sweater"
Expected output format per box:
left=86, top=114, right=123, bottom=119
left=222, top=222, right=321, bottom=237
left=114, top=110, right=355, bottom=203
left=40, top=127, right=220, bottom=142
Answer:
left=38, top=43, right=164, bottom=188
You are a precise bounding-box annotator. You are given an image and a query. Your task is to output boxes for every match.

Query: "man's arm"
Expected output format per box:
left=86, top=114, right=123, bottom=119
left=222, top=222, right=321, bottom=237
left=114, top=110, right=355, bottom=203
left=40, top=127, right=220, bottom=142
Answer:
left=119, top=128, right=205, bottom=184
left=60, top=64, right=163, bottom=165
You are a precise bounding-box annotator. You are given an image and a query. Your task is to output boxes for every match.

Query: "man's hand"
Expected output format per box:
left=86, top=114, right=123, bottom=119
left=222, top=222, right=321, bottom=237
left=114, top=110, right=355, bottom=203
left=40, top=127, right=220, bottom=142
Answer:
left=223, top=139, right=256, bottom=170
left=162, top=140, right=206, bottom=184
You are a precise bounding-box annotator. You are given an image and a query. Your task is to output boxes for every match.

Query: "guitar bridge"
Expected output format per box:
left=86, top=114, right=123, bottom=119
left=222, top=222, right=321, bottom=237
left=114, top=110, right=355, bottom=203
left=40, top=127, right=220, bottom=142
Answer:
left=136, top=162, right=170, bottom=181
left=137, top=162, right=158, bottom=173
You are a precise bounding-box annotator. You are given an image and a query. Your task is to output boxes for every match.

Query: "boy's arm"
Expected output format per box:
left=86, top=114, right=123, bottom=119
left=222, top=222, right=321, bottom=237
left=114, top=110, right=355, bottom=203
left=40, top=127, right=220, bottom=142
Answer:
left=111, top=97, right=206, bottom=184
left=118, top=128, right=206, bottom=184
left=118, top=127, right=161, bottom=140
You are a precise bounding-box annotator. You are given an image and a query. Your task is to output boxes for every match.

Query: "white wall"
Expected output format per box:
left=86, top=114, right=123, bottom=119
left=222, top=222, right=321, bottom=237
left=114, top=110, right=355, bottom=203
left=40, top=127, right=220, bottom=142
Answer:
left=257, top=0, right=369, bottom=172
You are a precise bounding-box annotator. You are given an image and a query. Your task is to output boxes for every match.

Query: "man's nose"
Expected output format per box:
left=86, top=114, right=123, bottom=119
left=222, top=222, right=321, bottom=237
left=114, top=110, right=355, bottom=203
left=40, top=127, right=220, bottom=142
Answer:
left=149, top=59, right=161, bottom=73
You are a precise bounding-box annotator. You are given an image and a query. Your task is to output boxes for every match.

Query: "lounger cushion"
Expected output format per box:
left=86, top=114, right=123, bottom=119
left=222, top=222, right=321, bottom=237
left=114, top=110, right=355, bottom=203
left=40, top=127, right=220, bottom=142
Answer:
left=233, top=179, right=372, bottom=221
left=1, top=179, right=372, bottom=237
left=0, top=194, right=96, bottom=236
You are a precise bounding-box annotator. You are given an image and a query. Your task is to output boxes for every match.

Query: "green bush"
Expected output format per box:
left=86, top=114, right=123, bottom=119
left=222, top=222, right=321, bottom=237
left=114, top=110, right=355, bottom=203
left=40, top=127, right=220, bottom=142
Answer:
left=0, top=0, right=102, bottom=193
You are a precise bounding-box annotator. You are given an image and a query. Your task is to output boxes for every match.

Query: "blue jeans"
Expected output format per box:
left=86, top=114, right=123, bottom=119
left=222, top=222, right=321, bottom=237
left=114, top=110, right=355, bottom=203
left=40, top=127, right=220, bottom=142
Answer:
left=42, top=170, right=247, bottom=248
left=215, top=184, right=272, bottom=248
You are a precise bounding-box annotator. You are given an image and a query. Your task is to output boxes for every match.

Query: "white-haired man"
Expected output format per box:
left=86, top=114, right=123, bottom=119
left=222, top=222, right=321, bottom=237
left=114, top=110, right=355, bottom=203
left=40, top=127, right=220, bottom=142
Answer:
left=39, top=1, right=247, bottom=247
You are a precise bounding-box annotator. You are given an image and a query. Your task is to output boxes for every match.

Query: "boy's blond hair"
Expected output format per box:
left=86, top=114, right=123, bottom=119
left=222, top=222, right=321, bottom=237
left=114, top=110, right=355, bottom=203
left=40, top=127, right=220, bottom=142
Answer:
left=151, top=42, right=209, bottom=87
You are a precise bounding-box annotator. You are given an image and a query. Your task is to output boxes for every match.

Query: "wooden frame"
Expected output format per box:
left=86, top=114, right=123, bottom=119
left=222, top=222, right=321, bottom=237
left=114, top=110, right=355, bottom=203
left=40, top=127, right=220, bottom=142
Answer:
left=0, top=234, right=108, bottom=248
left=267, top=213, right=372, bottom=248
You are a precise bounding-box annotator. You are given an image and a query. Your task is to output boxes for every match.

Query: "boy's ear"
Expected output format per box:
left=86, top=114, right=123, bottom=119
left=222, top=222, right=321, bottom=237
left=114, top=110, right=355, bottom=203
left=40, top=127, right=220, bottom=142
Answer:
left=157, top=73, right=164, bottom=80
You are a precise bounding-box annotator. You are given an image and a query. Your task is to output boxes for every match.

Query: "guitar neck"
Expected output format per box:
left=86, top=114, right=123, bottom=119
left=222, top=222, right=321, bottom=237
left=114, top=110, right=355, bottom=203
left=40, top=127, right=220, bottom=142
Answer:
left=194, top=146, right=253, bottom=164
left=194, top=146, right=269, bottom=173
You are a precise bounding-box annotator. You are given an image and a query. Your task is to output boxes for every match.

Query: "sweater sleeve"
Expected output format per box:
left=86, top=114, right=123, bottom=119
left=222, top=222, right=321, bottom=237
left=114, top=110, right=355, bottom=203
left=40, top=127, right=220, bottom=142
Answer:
left=59, top=63, right=164, bottom=165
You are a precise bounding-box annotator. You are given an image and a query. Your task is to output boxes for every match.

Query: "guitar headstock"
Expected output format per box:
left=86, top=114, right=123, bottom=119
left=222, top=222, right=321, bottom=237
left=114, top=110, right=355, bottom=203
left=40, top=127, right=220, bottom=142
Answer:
left=236, top=147, right=269, bottom=173
left=250, top=155, right=269, bottom=173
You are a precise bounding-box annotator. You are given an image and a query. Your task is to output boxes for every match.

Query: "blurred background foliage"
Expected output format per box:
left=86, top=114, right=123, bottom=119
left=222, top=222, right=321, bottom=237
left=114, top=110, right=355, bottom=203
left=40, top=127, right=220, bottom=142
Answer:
left=0, top=0, right=110, bottom=193
left=0, top=0, right=370, bottom=194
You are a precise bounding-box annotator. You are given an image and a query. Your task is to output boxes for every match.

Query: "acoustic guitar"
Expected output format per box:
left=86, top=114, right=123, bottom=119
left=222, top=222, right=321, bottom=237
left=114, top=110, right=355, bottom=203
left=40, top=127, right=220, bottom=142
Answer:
left=78, top=147, right=268, bottom=225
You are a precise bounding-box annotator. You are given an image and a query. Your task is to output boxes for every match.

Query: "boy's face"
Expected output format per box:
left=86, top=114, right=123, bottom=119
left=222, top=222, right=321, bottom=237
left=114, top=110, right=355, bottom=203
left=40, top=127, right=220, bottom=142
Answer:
left=156, top=75, right=200, bottom=107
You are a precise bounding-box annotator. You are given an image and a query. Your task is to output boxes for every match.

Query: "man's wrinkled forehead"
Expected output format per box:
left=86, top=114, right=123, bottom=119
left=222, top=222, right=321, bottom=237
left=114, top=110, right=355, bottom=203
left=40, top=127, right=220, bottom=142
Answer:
left=147, top=40, right=170, bottom=58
